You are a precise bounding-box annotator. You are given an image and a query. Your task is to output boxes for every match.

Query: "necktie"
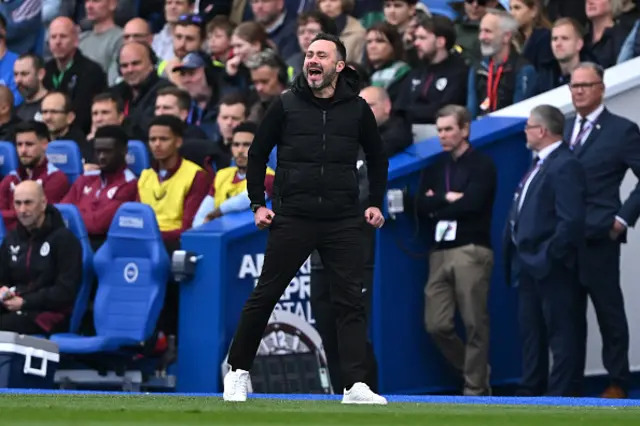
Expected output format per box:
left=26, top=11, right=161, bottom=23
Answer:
left=570, top=117, right=587, bottom=150
left=509, top=156, right=540, bottom=242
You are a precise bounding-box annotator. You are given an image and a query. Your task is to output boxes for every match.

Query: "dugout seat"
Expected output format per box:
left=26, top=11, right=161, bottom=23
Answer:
left=54, top=203, right=95, bottom=334
left=0, top=141, right=18, bottom=179
left=50, top=203, right=170, bottom=354
left=126, top=140, right=150, bottom=176
left=46, top=140, right=83, bottom=183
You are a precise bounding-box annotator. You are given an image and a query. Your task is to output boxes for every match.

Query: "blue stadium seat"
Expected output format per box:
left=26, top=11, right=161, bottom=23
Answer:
left=50, top=203, right=170, bottom=354
left=54, top=204, right=95, bottom=335
left=0, top=141, right=18, bottom=178
left=0, top=210, right=5, bottom=244
left=46, top=140, right=83, bottom=183
left=127, top=140, right=150, bottom=176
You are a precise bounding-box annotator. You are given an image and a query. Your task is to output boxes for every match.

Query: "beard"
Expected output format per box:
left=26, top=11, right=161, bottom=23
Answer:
left=480, top=40, right=501, bottom=57
left=18, top=83, right=38, bottom=99
left=304, top=66, right=337, bottom=90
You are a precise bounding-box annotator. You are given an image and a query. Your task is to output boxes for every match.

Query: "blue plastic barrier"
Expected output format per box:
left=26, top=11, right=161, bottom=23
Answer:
left=177, top=116, right=531, bottom=393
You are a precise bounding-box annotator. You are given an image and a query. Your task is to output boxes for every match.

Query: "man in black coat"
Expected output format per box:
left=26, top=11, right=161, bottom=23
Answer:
left=0, top=181, right=82, bottom=335
left=223, top=33, right=389, bottom=405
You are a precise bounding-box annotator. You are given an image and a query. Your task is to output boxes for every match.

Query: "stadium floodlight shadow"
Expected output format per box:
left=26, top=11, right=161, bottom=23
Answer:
left=50, top=202, right=171, bottom=392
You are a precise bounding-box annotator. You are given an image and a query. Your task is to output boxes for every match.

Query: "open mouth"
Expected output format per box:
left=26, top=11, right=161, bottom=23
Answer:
left=308, top=68, right=322, bottom=77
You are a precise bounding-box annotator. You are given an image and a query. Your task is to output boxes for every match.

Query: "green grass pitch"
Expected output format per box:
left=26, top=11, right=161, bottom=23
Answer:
left=2, top=394, right=640, bottom=425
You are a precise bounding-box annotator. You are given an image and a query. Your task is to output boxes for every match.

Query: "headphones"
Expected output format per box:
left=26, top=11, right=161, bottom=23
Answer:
left=116, top=41, right=160, bottom=77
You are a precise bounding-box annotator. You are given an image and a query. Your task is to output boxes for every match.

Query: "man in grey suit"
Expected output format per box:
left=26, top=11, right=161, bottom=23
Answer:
left=564, top=62, right=640, bottom=399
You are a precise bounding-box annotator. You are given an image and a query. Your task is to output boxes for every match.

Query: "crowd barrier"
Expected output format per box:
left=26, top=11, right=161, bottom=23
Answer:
left=177, top=115, right=531, bottom=393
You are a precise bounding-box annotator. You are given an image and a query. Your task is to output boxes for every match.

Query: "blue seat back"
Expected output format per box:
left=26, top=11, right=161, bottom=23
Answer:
left=0, top=141, right=18, bottom=178
left=126, top=140, right=150, bottom=177
left=0, top=210, right=5, bottom=244
left=92, top=203, right=170, bottom=341
left=54, top=203, right=95, bottom=334
left=46, top=140, right=83, bottom=183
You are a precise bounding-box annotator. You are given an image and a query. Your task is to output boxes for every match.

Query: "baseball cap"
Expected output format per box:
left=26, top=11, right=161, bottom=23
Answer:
left=173, top=52, right=207, bottom=72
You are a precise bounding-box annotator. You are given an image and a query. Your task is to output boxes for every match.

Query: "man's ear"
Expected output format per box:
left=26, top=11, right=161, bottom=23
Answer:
left=336, top=60, right=345, bottom=73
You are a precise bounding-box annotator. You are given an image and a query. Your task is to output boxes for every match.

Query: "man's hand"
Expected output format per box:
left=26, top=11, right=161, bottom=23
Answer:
left=0, top=286, right=10, bottom=301
left=3, top=295, right=23, bottom=311
left=204, top=209, right=222, bottom=223
left=425, top=189, right=435, bottom=196
left=365, top=207, right=385, bottom=228
left=445, top=192, right=464, bottom=203
left=610, top=218, right=626, bottom=240
left=255, top=207, right=275, bottom=230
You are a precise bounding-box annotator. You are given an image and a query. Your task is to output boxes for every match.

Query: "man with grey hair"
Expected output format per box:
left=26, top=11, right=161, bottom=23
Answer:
left=564, top=61, right=640, bottom=399
left=466, top=8, right=536, bottom=118
left=504, top=104, right=586, bottom=397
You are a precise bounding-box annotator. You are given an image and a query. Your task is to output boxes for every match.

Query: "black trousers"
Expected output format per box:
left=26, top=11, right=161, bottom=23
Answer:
left=227, top=215, right=369, bottom=388
left=0, top=311, right=45, bottom=335
left=573, top=238, right=629, bottom=392
left=516, top=263, right=578, bottom=397
left=310, top=222, right=378, bottom=393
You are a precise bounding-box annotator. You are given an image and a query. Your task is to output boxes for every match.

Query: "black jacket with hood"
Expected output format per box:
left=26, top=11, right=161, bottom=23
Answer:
left=247, top=66, right=389, bottom=219
left=0, top=205, right=82, bottom=332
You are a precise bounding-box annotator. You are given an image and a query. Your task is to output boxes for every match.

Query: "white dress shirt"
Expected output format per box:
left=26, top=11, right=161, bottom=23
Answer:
left=519, top=140, right=563, bottom=211
left=571, top=104, right=604, bottom=147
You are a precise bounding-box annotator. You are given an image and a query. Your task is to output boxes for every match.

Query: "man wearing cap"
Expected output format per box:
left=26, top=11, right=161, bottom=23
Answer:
left=173, top=50, right=225, bottom=140
left=60, top=125, right=139, bottom=250
left=158, top=14, right=207, bottom=85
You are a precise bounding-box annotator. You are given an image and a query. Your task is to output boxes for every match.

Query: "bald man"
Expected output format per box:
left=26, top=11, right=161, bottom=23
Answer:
left=359, top=86, right=413, bottom=157
left=43, top=17, right=108, bottom=134
left=0, top=181, right=82, bottom=335
left=0, top=86, right=21, bottom=142
left=110, top=42, right=173, bottom=140
left=123, top=18, right=154, bottom=46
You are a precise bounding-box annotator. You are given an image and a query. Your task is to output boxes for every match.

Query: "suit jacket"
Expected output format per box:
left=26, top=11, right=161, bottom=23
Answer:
left=503, top=144, right=586, bottom=284
left=564, top=108, right=640, bottom=241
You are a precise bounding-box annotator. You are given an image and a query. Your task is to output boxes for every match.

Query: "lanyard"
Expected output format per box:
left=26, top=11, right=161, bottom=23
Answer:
left=52, top=60, right=73, bottom=89
left=421, top=73, right=435, bottom=98
left=445, top=163, right=453, bottom=192
left=123, top=100, right=130, bottom=117
left=486, top=59, right=505, bottom=111
left=187, top=103, right=203, bottom=126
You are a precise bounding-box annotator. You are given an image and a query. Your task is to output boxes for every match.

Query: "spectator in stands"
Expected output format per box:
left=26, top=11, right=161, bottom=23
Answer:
left=0, top=121, right=70, bottom=230
left=364, top=22, right=411, bottom=103
left=88, top=92, right=126, bottom=141
left=251, top=0, right=299, bottom=59
left=137, top=115, right=210, bottom=243
left=245, top=49, right=291, bottom=122
left=317, top=0, right=367, bottom=63
left=533, top=18, right=589, bottom=95
left=616, top=2, right=640, bottom=62
left=212, top=92, right=250, bottom=170
left=467, top=9, right=536, bottom=118
left=395, top=14, right=469, bottom=125
left=153, top=0, right=197, bottom=61
left=0, top=86, right=21, bottom=142
left=584, top=0, right=630, bottom=68
left=0, top=0, right=42, bottom=56
left=0, top=181, right=82, bottom=335
left=41, top=91, right=88, bottom=156
left=546, top=0, right=587, bottom=26
left=60, top=125, right=138, bottom=250
left=409, top=104, right=496, bottom=396
left=111, top=42, right=174, bottom=141
left=383, top=0, right=418, bottom=38
left=44, top=17, right=108, bottom=135
left=193, top=121, right=274, bottom=226
left=509, top=0, right=554, bottom=70
left=123, top=18, right=154, bottom=46
left=451, top=0, right=493, bottom=65
left=0, top=15, right=21, bottom=107
left=287, top=12, right=338, bottom=76
left=158, top=14, right=206, bottom=84
left=79, top=0, right=124, bottom=86
left=359, top=86, right=412, bottom=156
left=226, top=22, right=274, bottom=92
left=14, top=53, right=48, bottom=123
left=173, top=51, right=223, bottom=139
left=206, top=16, right=236, bottom=65
left=155, top=86, right=209, bottom=139
left=566, top=62, right=640, bottom=399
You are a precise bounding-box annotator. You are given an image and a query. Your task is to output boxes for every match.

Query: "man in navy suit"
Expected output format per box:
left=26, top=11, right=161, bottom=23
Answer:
left=565, top=62, right=640, bottom=399
left=504, top=105, right=586, bottom=397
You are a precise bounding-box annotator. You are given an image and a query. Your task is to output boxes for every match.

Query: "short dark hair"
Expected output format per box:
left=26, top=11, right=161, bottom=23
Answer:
left=436, top=105, right=472, bottom=130
left=416, top=14, right=457, bottom=50
left=297, top=12, right=338, bottom=35
left=94, top=125, right=130, bottom=148
left=0, top=14, right=6, bottom=33
left=310, top=33, right=347, bottom=62
left=149, top=114, right=186, bottom=138
left=16, top=53, right=44, bottom=70
left=15, top=120, right=50, bottom=141
left=92, top=92, right=124, bottom=113
left=44, top=90, right=73, bottom=113
left=176, top=13, right=206, bottom=40
left=219, top=92, right=249, bottom=116
left=157, top=86, right=192, bottom=111
left=233, top=121, right=257, bottom=136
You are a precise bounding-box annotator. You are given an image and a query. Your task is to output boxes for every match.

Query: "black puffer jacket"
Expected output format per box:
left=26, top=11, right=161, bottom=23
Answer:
left=246, top=66, right=389, bottom=219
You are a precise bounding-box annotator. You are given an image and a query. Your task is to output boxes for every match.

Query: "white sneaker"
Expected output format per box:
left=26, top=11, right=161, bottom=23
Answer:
left=341, top=382, right=388, bottom=405
left=223, top=369, right=250, bottom=402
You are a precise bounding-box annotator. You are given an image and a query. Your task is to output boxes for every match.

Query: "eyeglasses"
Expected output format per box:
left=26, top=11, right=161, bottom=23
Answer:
left=569, top=81, right=603, bottom=91
left=178, top=14, right=203, bottom=25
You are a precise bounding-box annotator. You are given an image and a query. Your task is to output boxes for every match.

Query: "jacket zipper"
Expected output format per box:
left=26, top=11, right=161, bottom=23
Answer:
left=320, top=110, right=326, bottom=205
left=25, top=239, right=33, bottom=291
